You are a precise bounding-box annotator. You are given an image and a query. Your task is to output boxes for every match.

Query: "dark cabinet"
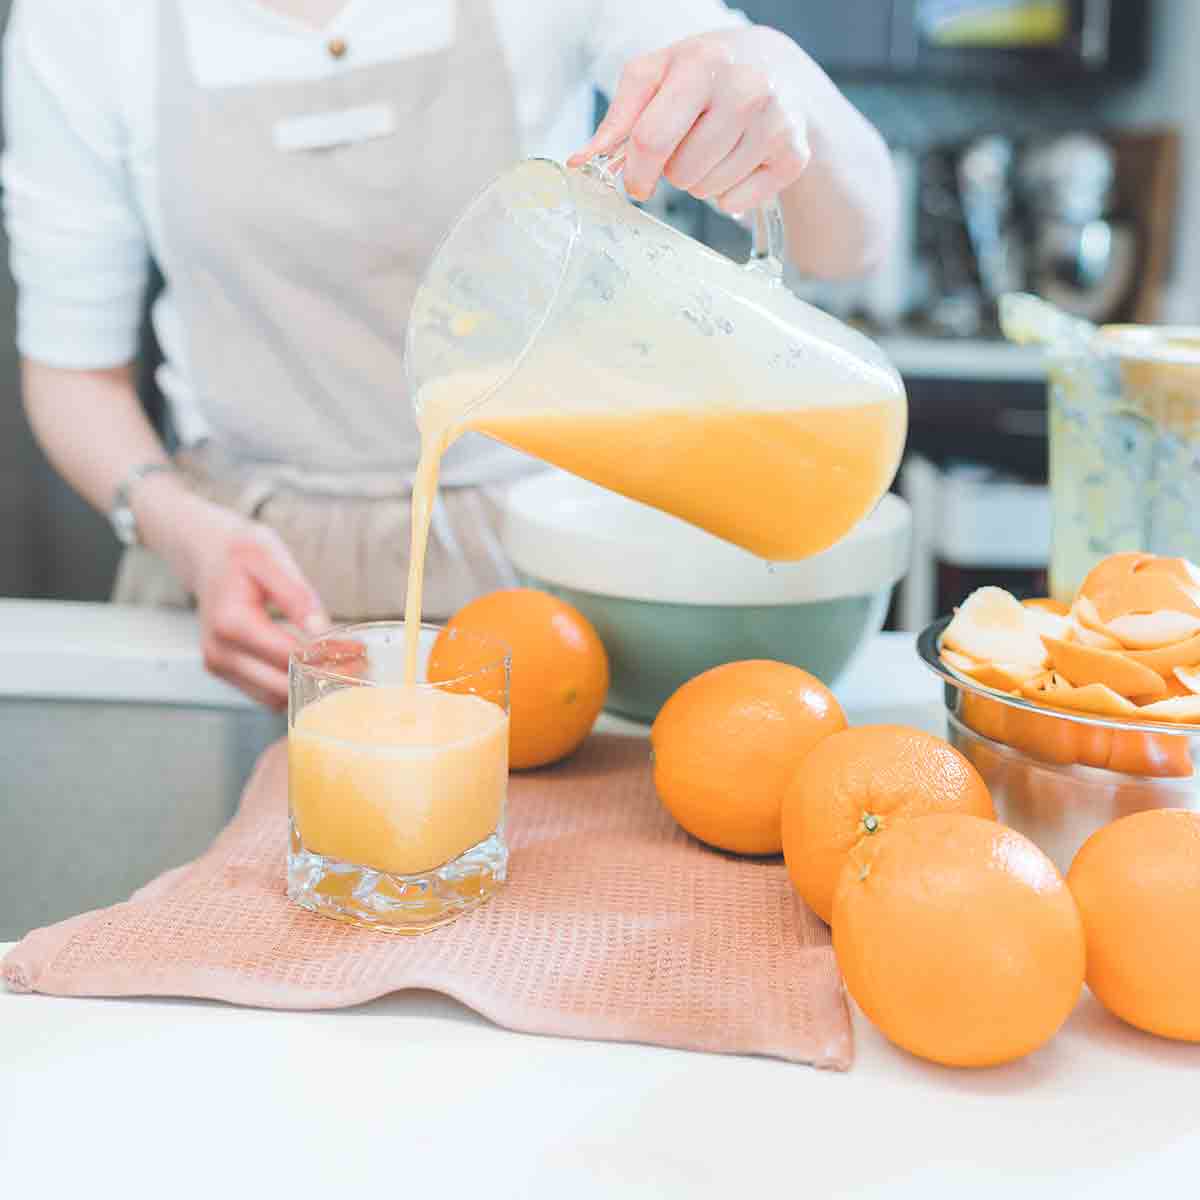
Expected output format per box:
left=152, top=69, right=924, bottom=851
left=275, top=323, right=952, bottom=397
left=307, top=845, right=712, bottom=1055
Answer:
left=739, top=0, right=1148, bottom=82
left=739, top=0, right=896, bottom=73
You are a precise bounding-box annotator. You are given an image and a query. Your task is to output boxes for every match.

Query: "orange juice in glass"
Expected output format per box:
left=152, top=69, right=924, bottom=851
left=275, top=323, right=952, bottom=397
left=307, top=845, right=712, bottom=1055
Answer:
left=288, top=622, right=510, bottom=933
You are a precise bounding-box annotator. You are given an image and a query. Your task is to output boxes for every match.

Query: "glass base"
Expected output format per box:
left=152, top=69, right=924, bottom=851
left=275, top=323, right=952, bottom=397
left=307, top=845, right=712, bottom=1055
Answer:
left=287, top=817, right=507, bottom=934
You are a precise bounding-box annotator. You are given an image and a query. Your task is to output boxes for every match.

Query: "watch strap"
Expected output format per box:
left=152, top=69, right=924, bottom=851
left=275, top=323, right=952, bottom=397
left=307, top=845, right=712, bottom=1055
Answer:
left=110, top=461, right=178, bottom=548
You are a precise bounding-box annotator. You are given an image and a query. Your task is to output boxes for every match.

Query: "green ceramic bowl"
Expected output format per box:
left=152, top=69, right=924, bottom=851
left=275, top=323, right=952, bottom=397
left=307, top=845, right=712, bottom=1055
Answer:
left=503, top=473, right=911, bottom=723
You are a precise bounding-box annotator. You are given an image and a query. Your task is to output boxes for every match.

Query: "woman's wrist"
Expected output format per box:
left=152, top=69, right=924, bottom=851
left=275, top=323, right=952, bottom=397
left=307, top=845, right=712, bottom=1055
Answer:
left=130, top=471, right=223, bottom=583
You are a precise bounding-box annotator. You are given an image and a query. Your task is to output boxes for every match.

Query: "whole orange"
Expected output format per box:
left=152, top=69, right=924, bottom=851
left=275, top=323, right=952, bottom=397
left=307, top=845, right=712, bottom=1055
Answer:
left=1067, top=809, right=1200, bottom=1042
left=833, top=813, right=1085, bottom=1067
left=781, top=725, right=995, bottom=924
left=429, top=589, right=609, bottom=770
left=651, top=661, right=846, bottom=856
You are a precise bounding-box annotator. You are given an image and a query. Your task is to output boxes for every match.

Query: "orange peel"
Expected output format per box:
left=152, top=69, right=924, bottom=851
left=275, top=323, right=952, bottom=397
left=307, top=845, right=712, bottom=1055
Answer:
left=1005, top=706, right=1078, bottom=765
left=1134, top=695, right=1200, bottom=724
left=1023, top=598, right=1071, bottom=617
left=1078, top=553, right=1154, bottom=619
left=1106, top=611, right=1200, bottom=650
left=943, top=588, right=1050, bottom=669
left=1106, top=730, right=1193, bottom=777
left=1124, top=633, right=1200, bottom=680
left=1041, top=635, right=1168, bottom=700
left=1066, top=598, right=1124, bottom=649
left=1110, top=571, right=1200, bottom=622
left=1023, top=606, right=1072, bottom=642
left=1071, top=623, right=1124, bottom=650
left=1132, top=676, right=1191, bottom=705
left=1174, top=666, right=1200, bottom=695
left=1080, top=553, right=1200, bottom=622
left=959, top=692, right=1009, bottom=745
left=1075, top=724, right=1113, bottom=770
left=1071, top=594, right=1115, bottom=638
left=1050, top=685, right=1141, bottom=719
left=1019, top=670, right=1074, bottom=703
left=956, top=660, right=1043, bottom=692
left=940, top=555, right=1200, bottom=777
left=1021, top=672, right=1140, bottom=718
left=941, top=649, right=981, bottom=676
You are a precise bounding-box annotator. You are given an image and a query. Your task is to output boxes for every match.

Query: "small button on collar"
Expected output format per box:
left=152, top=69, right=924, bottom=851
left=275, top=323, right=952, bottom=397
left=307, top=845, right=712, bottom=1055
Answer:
left=327, top=36, right=348, bottom=60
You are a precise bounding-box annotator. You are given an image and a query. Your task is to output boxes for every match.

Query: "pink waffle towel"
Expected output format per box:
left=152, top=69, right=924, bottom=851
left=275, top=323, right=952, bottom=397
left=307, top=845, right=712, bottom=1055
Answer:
left=3, top=734, right=852, bottom=1069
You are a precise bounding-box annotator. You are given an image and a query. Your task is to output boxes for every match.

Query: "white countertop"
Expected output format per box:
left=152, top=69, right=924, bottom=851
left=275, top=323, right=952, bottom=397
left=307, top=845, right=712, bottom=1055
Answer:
left=0, top=598, right=253, bottom=708
left=4, top=635, right=1198, bottom=1196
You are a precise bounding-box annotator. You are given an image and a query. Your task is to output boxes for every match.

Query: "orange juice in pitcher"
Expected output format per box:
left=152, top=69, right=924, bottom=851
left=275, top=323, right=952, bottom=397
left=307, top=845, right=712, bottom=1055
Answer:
left=406, top=159, right=907, bottom=565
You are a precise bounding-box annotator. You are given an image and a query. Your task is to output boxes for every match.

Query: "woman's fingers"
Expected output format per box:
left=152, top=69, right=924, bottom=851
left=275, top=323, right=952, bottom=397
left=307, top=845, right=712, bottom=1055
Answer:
left=716, top=158, right=806, bottom=217
left=693, top=107, right=801, bottom=205
left=206, top=646, right=291, bottom=710
left=661, top=105, right=743, bottom=193
left=242, top=534, right=329, bottom=636
left=206, top=566, right=298, bottom=673
left=200, top=535, right=330, bottom=705
left=567, top=50, right=670, bottom=166
left=570, top=33, right=808, bottom=209
left=622, top=52, right=722, bottom=200
left=664, top=63, right=771, bottom=193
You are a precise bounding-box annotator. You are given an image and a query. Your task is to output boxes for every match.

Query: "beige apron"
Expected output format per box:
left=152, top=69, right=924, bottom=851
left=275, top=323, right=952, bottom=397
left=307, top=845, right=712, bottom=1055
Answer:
left=115, top=0, right=523, bottom=620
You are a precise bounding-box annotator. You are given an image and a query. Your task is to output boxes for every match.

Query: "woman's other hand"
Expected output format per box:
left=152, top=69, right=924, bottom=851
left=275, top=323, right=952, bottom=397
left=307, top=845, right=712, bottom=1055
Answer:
left=136, top=474, right=329, bottom=709
left=570, top=27, right=810, bottom=214
left=19, top=360, right=330, bottom=710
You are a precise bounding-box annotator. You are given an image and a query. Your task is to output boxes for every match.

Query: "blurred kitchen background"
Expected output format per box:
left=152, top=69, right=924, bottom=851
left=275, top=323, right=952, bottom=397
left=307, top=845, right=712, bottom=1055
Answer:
left=1, top=0, right=1197, bottom=629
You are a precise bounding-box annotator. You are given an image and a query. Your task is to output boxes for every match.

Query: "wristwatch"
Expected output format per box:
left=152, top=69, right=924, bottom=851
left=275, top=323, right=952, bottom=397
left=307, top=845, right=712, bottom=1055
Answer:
left=109, top=462, right=178, bottom=548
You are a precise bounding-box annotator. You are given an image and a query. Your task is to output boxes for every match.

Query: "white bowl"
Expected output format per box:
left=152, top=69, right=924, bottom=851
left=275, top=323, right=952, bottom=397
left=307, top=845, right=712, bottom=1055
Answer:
left=502, top=472, right=911, bottom=720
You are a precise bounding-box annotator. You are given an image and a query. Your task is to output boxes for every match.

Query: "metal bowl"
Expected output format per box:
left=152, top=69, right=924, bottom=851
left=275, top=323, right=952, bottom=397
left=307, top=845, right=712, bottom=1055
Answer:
left=918, top=617, right=1200, bottom=871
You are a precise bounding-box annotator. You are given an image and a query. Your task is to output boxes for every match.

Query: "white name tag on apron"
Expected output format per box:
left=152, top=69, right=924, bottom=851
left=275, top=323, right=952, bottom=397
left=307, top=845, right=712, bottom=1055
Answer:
left=273, top=103, right=396, bottom=152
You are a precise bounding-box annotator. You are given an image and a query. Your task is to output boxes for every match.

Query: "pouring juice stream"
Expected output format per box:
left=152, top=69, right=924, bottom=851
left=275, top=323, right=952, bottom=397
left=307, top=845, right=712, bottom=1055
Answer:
left=291, top=160, right=906, bottom=905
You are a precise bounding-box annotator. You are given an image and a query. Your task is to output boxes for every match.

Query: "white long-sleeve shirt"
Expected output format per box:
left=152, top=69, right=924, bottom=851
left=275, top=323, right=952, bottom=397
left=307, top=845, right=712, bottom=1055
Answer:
left=2, top=0, right=745, bottom=446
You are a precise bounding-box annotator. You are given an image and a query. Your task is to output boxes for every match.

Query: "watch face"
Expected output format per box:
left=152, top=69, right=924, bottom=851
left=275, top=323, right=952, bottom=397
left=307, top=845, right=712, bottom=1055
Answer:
left=112, top=506, right=138, bottom=547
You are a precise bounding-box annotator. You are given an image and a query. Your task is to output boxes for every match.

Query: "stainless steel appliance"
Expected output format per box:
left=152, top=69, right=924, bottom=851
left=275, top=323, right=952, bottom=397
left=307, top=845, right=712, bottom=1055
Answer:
left=1019, top=133, right=1138, bottom=324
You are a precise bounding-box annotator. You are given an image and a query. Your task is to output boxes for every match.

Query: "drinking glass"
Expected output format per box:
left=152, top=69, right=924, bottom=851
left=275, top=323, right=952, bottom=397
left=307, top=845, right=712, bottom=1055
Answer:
left=288, top=622, right=510, bottom=933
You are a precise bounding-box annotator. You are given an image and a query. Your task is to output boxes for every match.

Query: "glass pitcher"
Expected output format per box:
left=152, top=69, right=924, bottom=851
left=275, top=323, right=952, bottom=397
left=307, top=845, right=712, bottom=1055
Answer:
left=1046, top=325, right=1200, bottom=601
left=405, top=156, right=907, bottom=562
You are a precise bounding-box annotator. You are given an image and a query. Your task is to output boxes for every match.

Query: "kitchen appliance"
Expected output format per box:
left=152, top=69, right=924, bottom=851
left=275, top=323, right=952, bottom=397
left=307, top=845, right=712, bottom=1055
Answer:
left=502, top=472, right=911, bottom=722
left=1019, top=133, right=1138, bottom=324
left=919, top=618, right=1200, bottom=871
left=899, top=0, right=1147, bottom=79
left=1001, top=293, right=1200, bottom=602
left=958, top=135, right=1025, bottom=309
left=406, top=156, right=907, bottom=562
left=735, top=0, right=1147, bottom=80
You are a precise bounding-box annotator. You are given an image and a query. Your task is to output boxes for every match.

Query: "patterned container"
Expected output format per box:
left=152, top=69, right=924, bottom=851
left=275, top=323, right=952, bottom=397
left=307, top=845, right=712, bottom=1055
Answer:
left=1047, top=327, right=1200, bottom=602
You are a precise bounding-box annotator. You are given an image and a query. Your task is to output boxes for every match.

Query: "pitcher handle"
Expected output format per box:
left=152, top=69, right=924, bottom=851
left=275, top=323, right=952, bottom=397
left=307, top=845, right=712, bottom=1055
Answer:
left=584, top=140, right=786, bottom=282
left=747, top=202, right=786, bottom=283
left=582, top=143, right=630, bottom=189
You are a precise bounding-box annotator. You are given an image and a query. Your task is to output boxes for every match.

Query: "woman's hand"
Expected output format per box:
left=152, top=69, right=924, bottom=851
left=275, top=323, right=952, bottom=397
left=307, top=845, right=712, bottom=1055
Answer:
left=571, top=25, right=897, bottom=278
left=136, top=476, right=329, bottom=709
left=570, top=27, right=811, bottom=214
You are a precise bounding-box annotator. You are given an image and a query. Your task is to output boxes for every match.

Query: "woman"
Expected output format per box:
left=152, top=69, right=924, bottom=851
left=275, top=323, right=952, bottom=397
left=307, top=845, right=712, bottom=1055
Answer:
left=3, top=0, right=896, bottom=708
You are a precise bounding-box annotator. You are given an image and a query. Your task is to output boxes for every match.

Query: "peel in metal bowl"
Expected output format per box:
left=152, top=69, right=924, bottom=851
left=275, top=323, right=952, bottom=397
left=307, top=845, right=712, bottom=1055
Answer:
left=918, top=617, right=1200, bottom=872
